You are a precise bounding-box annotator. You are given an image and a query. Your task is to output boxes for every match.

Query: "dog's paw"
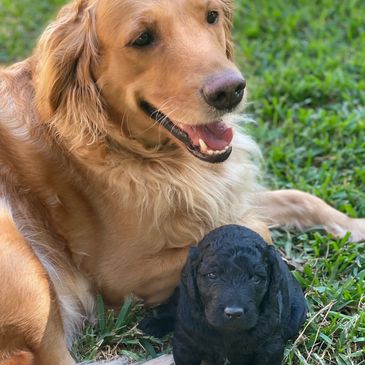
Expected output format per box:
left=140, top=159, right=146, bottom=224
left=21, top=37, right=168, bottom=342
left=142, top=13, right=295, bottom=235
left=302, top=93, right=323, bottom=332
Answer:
left=325, top=218, right=365, bottom=242
left=347, top=218, right=365, bottom=242
left=138, top=317, right=174, bottom=338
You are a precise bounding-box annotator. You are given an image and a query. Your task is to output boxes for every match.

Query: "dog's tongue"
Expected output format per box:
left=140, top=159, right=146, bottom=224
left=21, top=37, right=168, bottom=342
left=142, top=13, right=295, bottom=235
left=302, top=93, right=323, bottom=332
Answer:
left=178, top=121, right=233, bottom=151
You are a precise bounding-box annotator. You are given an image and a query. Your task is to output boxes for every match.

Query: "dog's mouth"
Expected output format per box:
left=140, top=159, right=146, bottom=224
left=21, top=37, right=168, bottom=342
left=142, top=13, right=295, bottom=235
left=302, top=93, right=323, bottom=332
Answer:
left=140, top=101, right=233, bottom=163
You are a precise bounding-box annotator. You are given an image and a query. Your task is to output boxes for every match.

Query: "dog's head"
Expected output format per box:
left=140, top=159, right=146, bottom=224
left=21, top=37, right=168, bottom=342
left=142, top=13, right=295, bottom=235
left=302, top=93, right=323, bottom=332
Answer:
left=36, top=0, right=244, bottom=163
left=182, top=225, right=286, bottom=332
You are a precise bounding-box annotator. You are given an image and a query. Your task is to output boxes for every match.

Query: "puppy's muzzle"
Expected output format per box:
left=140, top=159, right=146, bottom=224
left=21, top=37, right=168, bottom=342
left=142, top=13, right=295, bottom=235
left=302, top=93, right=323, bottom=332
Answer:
left=224, top=306, right=244, bottom=319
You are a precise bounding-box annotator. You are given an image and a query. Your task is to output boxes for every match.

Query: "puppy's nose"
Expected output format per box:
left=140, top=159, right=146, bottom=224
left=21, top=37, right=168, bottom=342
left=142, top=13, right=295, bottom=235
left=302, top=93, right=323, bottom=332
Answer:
left=224, top=306, right=244, bottom=319
left=202, top=71, right=246, bottom=111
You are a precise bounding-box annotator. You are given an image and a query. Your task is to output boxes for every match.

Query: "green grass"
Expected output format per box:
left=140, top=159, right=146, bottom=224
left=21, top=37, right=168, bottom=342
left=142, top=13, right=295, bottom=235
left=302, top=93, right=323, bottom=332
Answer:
left=71, top=296, right=170, bottom=362
left=1, top=0, right=364, bottom=364
left=0, top=0, right=65, bottom=62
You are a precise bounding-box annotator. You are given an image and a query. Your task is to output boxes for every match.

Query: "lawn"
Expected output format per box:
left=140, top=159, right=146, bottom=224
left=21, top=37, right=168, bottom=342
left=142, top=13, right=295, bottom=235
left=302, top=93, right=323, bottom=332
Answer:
left=1, top=0, right=364, bottom=364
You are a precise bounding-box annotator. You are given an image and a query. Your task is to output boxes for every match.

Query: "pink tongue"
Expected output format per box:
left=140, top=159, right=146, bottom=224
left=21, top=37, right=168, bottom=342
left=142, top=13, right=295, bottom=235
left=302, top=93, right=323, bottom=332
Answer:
left=178, top=121, right=233, bottom=151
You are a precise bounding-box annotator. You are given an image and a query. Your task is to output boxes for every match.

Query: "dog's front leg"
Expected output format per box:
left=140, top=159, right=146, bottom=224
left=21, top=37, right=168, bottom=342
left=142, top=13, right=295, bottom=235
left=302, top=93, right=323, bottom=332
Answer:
left=172, top=335, right=203, bottom=365
left=256, top=190, right=365, bottom=242
left=252, top=337, right=285, bottom=365
left=0, top=210, right=75, bottom=365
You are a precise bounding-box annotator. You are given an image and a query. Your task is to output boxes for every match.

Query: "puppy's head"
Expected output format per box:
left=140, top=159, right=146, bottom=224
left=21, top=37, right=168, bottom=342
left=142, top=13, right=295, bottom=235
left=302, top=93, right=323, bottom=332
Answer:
left=182, top=225, right=282, bottom=332
left=36, top=0, right=244, bottom=163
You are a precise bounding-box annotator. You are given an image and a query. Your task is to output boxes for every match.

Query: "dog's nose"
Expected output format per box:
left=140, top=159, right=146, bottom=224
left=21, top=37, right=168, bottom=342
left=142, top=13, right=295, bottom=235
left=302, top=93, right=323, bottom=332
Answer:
left=224, top=306, right=244, bottom=319
left=202, top=71, right=246, bottom=111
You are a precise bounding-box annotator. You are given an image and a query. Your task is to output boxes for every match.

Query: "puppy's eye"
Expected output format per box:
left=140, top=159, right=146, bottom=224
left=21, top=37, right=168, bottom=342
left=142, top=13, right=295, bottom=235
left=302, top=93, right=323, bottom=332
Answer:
left=207, top=272, right=217, bottom=279
left=131, top=31, right=155, bottom=48
left=251, top=273, right=265, bottom=284
left=207, top=11, right=219, bottom=24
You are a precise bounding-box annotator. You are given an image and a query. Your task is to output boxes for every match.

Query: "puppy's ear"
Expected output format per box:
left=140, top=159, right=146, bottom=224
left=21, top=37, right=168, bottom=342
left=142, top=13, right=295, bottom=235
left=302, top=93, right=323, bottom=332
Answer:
left=181, top=247, right=201, bottom=302
left=261, top=246, right=289, bottom=319
left=221, top=0, right=234, bottom=60
left=35, top=0, right=107, bottom=147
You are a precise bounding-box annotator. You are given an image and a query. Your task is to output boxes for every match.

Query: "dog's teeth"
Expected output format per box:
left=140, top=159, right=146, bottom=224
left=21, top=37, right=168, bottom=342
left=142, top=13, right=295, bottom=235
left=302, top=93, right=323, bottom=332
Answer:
left=199, top=140, right=231, bottom=156
left=213, top=147, right=229, bottom=155
left=199, top=139, right=208, bottom=154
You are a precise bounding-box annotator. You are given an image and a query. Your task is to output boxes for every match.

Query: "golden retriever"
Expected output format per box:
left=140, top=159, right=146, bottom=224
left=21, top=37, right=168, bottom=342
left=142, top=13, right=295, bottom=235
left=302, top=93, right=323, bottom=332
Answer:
left=0, top=0, right=364, bottom=364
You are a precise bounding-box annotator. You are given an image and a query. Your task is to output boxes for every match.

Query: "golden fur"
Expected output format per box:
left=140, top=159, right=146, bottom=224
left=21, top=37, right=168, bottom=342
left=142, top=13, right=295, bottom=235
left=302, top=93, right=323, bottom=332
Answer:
left=0, top=0, right=364, bottom=363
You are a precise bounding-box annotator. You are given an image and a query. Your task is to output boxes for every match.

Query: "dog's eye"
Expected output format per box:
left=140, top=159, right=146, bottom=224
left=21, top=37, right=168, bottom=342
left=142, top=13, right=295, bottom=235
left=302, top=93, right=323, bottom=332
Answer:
left=132, top=31, right=155, bottom=48
left=207, top=11, right=219, bottom=25
left=207, top=272, right=217, bottom=279
left=251, top=273, right=265, bottom=284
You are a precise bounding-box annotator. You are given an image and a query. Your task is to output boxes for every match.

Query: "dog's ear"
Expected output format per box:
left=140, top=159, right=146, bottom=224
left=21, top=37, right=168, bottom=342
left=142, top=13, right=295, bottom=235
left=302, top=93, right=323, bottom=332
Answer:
left=261, top=246, right=289, bottom=320
left=181, top=246, right=201, bottom=302
left=265, top=246, right=307, bottom=340
left=35, top=0, right=107, bottom=147
left=221, top=0, right=234, bottom=60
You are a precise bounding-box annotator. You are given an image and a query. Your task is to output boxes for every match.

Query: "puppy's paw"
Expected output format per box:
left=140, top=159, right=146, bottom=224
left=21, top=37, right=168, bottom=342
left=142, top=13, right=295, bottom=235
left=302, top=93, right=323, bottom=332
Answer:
left=138, top=317, right=174, bottom=338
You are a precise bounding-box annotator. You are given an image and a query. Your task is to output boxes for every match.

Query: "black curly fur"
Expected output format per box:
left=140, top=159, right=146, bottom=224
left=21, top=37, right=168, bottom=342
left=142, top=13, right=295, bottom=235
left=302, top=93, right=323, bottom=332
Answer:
left=140, top=225, right=307, bottom=365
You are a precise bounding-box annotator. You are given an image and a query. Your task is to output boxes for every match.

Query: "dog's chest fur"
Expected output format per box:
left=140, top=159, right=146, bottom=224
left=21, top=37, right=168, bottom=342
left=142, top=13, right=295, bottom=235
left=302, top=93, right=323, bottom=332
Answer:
left=61, top=139, right=260, bottom=303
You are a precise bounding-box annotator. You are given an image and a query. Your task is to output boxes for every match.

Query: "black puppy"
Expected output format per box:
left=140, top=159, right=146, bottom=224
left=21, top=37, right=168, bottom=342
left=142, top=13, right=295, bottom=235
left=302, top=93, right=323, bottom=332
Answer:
left=172, top=225, right=307, bottom=365
left=139, top=225, right=307, bottom=365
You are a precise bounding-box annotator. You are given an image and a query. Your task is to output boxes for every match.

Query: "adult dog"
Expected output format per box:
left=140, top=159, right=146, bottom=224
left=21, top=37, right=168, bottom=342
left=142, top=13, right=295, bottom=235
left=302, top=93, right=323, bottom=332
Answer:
left=172, top=225, right=307, bottom=365
left=0, top=0, right=364, bottom=364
